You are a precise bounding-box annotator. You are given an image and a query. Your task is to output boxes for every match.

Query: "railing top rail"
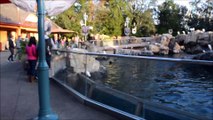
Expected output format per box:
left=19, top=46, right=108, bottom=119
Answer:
left=89, top=38, right=143, bottom=41
left=53, top=49, right=213, bottom=66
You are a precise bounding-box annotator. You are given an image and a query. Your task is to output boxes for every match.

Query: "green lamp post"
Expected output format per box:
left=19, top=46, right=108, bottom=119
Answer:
left=36, top=0, right=58, bottom=119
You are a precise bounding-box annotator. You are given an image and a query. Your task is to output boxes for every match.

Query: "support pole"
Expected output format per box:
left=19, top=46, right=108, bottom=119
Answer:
left=36, top=0, right=58, bottom=119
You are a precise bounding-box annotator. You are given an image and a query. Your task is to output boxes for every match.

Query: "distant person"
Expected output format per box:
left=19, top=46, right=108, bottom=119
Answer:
left=57, top=38, right=61, bottom=48
left=61, top=38, right=65, bottom=48
left=51, top=37, right=58, bottom=50
left=7, top=34, right=15, bottom=62
left=44, top=19, right=52, bottom=68
left=65, top=38, right=69, bottom=48
left=52, top=34, right=59, bottom=49
left=45, top=38, right=52, bottom=68
left=26, top=37, right=37, bottom=82
left=24, top=34, right=30, bottom=43
left=87, top=34, right=92, bottom=43
left=15, top=35, right=22, bottom=61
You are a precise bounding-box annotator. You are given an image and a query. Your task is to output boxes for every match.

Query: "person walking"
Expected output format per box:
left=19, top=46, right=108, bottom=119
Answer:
left=26, top=37, right=37, bottom=82
left=15, top=35, right=22, bottom=61
left=7, top=34, right=15, bottom=62
left=44, top=19, right=53, bottom=68
left=45, top=37, right=52, bottom=68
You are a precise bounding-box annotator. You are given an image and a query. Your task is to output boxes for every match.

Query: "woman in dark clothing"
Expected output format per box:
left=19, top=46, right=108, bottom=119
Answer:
left=8, top=35, right=15, bottom=62
left=45, top=38, right=52, bottom=68
left=26, top=37, right=37, bottom=82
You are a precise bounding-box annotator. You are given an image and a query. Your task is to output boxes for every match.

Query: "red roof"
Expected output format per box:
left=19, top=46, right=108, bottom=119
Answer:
left=0, top=0, right=10, bottom=4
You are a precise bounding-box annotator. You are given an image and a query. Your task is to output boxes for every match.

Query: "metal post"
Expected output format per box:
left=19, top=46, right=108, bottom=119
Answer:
left=36, top=0, right=58, bottom=119
left=83, top=13, right=88, bottom=41
left=84, top=35, right=87, bottom=42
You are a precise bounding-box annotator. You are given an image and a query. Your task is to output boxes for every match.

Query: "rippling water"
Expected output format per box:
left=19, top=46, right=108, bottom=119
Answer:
left=99, top=57, right=213, bottom=119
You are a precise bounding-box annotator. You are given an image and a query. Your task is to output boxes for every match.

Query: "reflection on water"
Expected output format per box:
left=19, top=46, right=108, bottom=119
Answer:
left=99, top=58, right=213, bottom=119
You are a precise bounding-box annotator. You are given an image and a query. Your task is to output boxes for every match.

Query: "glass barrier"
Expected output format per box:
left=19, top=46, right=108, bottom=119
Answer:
left=89, top=39, right=142, bottom=47
left=51, top=49, right=213, bottom=120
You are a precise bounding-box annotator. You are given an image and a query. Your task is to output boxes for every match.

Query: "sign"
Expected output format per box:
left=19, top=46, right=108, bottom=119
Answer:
left=132, top=27, right=137, bottom=34
left=82, top=25, right=88, bottom=35
left=124, top=27, right=130, bottom=36
left=168, top=29, right=173, bottom=34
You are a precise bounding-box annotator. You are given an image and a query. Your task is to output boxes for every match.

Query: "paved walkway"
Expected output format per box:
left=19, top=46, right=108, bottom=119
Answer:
left=0, top=51, right=117, bottom=120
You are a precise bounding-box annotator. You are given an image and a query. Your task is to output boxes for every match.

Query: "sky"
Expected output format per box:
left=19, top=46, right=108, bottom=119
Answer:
left=157, top=0, right=192, bottom=9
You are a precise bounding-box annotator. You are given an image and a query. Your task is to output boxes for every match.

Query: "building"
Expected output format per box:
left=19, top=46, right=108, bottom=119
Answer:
left=0, top=3, right=74, bottom=51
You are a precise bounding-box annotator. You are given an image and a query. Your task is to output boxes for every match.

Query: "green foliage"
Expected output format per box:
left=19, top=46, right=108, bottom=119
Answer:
left=92, top=0, right=131, bottom=37
left=156, top=0, right=187, bottom=36
left=188, top=0, right=213, bottom=31
left=134, top=10, right=156, bottom=37
left=53, top=0, right=212, bottom=38
left=54, top=0, right=135, bottom=37
left=54, top=0, right=87, bottom=36
left=54, top=0, right=157, bottom=37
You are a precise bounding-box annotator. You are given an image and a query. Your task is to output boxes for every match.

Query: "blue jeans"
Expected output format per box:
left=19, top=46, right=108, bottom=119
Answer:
left=28, top=60, right=37, bottom=76
left=8, top=48, right=14, bottom=61
left=46, top=56, right=51, bottom=68
left=15, top=48, right=22, bottom=60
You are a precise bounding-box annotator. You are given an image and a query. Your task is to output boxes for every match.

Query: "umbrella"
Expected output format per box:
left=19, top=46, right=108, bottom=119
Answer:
left=9, top=0, right=76, bottom=16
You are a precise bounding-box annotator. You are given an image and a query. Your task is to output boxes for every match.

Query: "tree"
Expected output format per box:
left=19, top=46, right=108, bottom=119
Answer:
left=54, top=0, right=157, bottom=37
left=128, top=0, right=157, bottom=36
left=133, top=10, right=156, bottom=37
left=156, top=0, right=187, bottom=36
left=92, top=0, right=131, bottom=37
left=188, top=0, right=213, bottom=31
left=53, top=0, right=88, bottom=36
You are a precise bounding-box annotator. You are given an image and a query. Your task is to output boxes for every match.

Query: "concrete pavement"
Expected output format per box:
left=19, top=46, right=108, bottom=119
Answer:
left=0, top=51, right=117, bottom=120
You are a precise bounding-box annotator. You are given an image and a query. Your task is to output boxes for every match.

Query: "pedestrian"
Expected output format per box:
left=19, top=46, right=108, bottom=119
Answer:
left=57, top=38, right=61, bottom=48
left=65, top=38, right=69, bottom=48
left=51, top=37, right=58, bottom=50
left=61, top=38, right=65, bottom=48
left=45, top=37, right=52, bottom=68
left=15, top=35, right=22, bottom=61
left=44, top=19, right=52, bottom=68
left=7, top=34, right=15, bottom=62
left=25, top=37, right=37, bottom=82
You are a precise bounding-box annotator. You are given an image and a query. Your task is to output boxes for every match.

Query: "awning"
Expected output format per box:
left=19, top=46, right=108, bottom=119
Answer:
left=9, top=0, right=76, bottom=16
left=0, top=3, right=76, bottom=34
left=51, top=29, right=76, bottom=34
left=51, top=22, right=76, bottom=34
left=0, top=0, right=10, bottom=4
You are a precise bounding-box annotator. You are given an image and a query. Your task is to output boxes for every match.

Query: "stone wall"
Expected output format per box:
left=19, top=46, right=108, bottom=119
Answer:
left=50, top=53, right=66, bottom=77
left=69, top=48, right=100, bottom=74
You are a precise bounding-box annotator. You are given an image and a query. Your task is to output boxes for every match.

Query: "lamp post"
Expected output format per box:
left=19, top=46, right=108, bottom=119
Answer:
left=132, top=22, right=137, bottom=35
left=124, top=17, right=130, bottom=44
left=124, top=17, right=130, bottom=36
left=81, top=12, right=89, bottom=41
left=36, top=0, right=58, bottom=119
left=74, top=2, right=82, bottom=12
left=83, top=12, right=88, bottom=26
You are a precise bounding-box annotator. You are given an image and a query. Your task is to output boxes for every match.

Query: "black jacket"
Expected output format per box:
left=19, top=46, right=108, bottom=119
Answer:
left=8, top=38, right=15, bottom=49
left=45, top=38, right=52, bottom=57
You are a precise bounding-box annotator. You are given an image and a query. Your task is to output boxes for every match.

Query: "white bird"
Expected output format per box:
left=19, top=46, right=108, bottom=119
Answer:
left=86, top=70, right=91, bottom=77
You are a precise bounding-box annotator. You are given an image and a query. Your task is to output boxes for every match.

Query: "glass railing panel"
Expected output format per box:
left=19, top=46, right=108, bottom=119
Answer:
left=52, top=50, right=213, bottom=120
left=86, top=54, right=213, bottom=120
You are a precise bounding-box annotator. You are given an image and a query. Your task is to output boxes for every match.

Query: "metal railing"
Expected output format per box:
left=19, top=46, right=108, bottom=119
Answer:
left=51, top=49, right=213, bottom=120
